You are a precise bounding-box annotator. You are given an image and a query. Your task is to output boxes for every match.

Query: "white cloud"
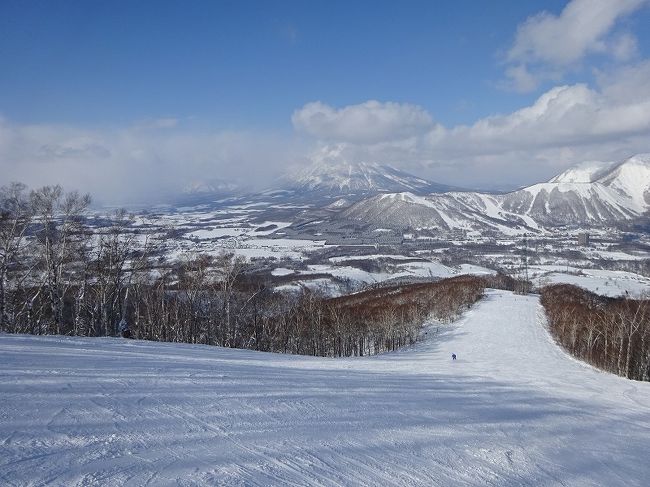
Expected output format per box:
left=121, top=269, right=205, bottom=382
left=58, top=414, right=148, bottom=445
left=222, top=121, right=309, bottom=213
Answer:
left=4, top=55, right=650, bottom=202
left=292, top=100, right=434, bottom=143
left=0, top=119, right=297, bottom=204
left=610, top=32, right=639, bottom=61
left=597, top=59, right=650, bottom=102
left=4, top=58, right=650, bottom=201
left=448, top=81, right=650, bottom=150
left=504, top=0, right=647, bottom=91
left=503, top=64, right=540, bottom=94
left=295, top=60, right=650, bottom=189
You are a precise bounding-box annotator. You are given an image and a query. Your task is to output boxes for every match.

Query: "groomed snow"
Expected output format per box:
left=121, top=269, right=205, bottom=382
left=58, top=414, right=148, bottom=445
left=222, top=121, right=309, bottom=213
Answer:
left=1, top=290, right=649, bottom=486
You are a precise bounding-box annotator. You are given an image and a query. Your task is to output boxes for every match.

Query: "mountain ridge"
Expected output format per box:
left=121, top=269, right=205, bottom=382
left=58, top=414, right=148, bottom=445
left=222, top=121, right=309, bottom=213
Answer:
left=340, top=154, right=650, bottom=232
left=281, top=160, right=458, bottom=195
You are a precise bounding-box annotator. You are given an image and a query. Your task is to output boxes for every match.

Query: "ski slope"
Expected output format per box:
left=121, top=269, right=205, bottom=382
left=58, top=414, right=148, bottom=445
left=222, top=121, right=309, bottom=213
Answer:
left=1, top=290, right=649, bottom=486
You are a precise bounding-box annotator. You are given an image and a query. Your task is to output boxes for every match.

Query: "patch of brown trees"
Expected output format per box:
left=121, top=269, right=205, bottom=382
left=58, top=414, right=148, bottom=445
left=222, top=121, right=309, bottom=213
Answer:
left=273, top=275, right=486, bottom=357
left=541, top=284, right=650, bottom=381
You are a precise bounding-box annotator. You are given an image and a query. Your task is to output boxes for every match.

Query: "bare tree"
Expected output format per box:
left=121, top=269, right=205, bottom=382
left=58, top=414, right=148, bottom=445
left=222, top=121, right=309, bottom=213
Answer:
left=91, top=209, right=141, bottom=336
left=30, top=186, right=91, bottom=334
left=214, top=251, right=246, bottom=347
left=0, top=183, right=33, bottom=331
left=541, top=284, right=650, bottom=381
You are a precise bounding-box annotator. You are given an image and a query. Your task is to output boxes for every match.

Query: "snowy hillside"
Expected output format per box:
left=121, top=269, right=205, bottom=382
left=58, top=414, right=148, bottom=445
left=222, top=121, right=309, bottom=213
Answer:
left=507, top=153, right=650, bottom=223
left=2, top=290, right=649, bottom=486
left=597, top=153, right=650, bottom=211
left=548, top=160, right=617, bottom=183
left=499, top=180, right=639, bottom=225
left=342, top=191, right=538, bottom=234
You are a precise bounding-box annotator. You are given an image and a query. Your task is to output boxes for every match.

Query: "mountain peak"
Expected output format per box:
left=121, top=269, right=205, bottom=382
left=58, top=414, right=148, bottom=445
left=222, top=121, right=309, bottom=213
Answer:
left=284, top=158, right=452, bottom=195
left=183, top=179, right=241, bottom=195
left=342, top=152, right=650, bottom=231
left=549, top=160, right=617, bottom=183
left=596, top=153, right=650, bottom=210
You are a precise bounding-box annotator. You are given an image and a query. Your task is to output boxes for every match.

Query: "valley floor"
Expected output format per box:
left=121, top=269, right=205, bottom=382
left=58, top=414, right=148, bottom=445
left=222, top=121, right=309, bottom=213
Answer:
left=1, top=290, right=649, bottom=486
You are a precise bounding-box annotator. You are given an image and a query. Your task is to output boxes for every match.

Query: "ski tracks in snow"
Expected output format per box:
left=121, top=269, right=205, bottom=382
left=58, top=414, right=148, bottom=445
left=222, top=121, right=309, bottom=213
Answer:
left=1, top=289, right=650, bottom=486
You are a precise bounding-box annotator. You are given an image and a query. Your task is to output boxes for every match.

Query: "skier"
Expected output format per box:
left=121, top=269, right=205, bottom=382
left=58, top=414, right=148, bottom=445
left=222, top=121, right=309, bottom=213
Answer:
left=118, top=318, right=132, bottom=339
left=452, top=353, right=457, bottom=361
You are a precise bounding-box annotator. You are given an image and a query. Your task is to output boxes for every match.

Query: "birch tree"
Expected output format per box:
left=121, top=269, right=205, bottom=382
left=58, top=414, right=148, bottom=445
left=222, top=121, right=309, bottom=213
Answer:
left=30, top=186, right=91, bottom=334
left=0, top=183, right=33, bottom=331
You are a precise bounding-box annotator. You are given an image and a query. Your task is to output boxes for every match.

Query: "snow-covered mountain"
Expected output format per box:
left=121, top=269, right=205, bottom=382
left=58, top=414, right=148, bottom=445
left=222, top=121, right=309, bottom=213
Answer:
left=502, top=153, right=650, bottom=225
left=548, top=160, right=618, bottom=183
left=499, top=181, right=638, bottom=226
left=183, top=178, right=243, bottom=196
left=341, top=191, right=540, bottom=234
left=283, top=160, right=455, bottom=195
left=341, top=154, right=650, bottom=232
left=166, top=178, right=248, bottom=207
left=597, top=154, right=650, bottom=211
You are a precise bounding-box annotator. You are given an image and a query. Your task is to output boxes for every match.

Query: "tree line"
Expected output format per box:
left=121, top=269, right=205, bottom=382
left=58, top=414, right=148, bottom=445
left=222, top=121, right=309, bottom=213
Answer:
left=541, top=284, right=650, bottom=381
left=1, top=182, right=488, bottom=357
left=274, top=275, right=486, bottom=357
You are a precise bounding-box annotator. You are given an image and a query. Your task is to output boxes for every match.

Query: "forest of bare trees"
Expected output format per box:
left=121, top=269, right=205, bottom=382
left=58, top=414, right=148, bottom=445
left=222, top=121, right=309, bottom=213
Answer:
left=541, top=284, right=650, bottom=381
left=272, top=275, right=486, bottom=357
left=1, top=183, right=488, bottom=357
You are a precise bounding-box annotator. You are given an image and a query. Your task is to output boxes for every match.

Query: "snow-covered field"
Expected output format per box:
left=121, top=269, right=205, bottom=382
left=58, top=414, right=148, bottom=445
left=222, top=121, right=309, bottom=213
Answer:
left=1, top=290, right=649, bottom=486
left=271, top=260, right=494, bottom=296
left=304, top=261, right=456, bottom=284
left=530, top=266, right=650, bottom=297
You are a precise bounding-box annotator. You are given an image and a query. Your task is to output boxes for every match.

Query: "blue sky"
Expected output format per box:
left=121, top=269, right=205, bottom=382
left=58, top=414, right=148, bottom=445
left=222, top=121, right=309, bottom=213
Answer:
left=0, top=0, right=606, bottom=127
left=1, top=0, right=650, bottom=201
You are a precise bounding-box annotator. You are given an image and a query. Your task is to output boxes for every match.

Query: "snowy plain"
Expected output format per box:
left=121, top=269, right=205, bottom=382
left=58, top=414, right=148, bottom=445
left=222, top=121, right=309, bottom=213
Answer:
left=529, top=266, right=650, bottom=297
left=1, top=290, right=649, bottom=486
left=270, top=260, right=493, bottom=296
